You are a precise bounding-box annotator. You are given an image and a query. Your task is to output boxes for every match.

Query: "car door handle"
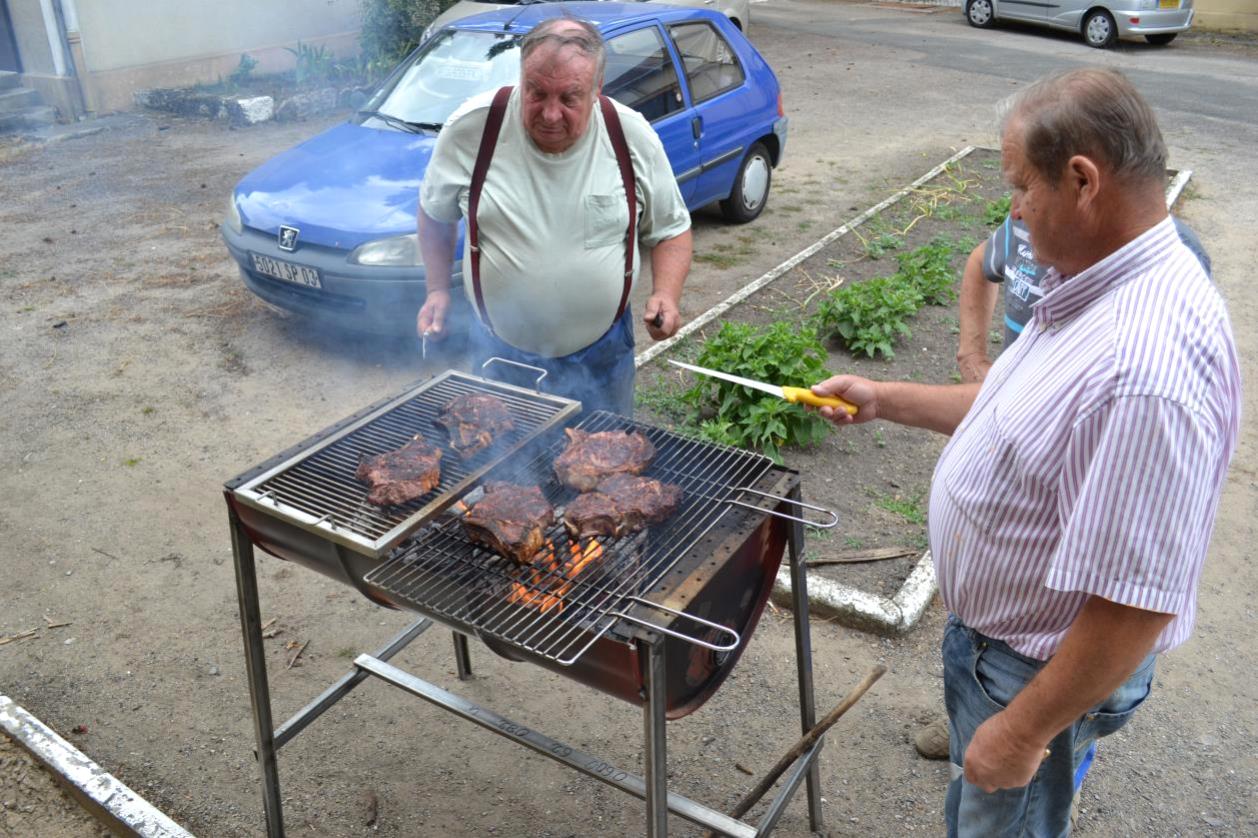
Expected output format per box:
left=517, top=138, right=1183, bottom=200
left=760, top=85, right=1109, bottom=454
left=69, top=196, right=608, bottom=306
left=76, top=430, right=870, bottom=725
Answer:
left=691, top=116, right=702, bottom=141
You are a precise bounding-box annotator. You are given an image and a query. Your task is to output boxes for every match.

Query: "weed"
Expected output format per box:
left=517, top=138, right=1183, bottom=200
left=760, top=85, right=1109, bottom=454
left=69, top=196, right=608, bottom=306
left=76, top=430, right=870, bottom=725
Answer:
left=874, top=428, right=886, bottom=448
left=337, top=647, right=356, bottom=659
left=949, top=372, right=963, bottom=384
left=695, top=251, right=744, bottom=269
left=229, top=53, right=259, bottom=88
left=681, top=321, right=831, bottom=462
left=895, top=238, right=959, bottom=305
left=18, top=305, right=35, bottom=313
left=988, top=330, right=1004, bottom=345
left=863, top=233, right=903, bottom=259
left=286, top=41, right=335, bottom=86
left=983, top=194, right=1011, bottom=226
left=813, top=275, right=920, bottom=359
left=797, top=220, right=814, bottom=232
left=806, top=524, right=834, bottom=542
left=141, top=406, right=156, bottom=416
left=874, top=489, right=926, bottom=525
left=634, top=378, right=687, bottom=421
left=843, top=535, right=865, bottom=549
left=123, top=458, right=142, bottom=467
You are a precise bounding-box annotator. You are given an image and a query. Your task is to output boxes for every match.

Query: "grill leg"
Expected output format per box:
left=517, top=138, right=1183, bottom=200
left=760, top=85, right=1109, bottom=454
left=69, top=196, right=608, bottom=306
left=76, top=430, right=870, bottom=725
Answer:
left=640, top=636, right=668, bottom=838
left=230, top=513, right=285, bottom=838
left=452, top=632, right=472, bottom=680
left=788, top=485, right=824, bottom=832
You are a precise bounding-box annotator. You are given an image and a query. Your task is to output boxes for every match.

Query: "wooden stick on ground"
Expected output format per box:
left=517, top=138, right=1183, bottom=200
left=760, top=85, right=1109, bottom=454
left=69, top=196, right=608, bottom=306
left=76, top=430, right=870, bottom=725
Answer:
left=704, top=665, right=887, bottom=837
left=807, top=547, right=915, bottom=566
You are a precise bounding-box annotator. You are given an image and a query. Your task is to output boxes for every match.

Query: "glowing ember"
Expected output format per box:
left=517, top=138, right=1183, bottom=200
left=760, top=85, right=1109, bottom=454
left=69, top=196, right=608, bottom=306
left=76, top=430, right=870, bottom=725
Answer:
left=509, top=539, right=604, bottom=613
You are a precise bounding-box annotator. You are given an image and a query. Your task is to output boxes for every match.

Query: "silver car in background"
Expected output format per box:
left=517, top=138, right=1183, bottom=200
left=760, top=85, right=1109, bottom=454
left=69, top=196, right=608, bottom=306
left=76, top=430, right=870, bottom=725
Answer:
left=965, top=0, right=1194, bottom=48
left=425, top=0, right=751, bottom=41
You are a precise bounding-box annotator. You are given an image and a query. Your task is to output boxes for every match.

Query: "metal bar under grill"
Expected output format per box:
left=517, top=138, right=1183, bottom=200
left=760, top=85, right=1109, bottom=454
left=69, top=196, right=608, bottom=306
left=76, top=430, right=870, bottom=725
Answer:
left=365, top=411, right=776, bottom=665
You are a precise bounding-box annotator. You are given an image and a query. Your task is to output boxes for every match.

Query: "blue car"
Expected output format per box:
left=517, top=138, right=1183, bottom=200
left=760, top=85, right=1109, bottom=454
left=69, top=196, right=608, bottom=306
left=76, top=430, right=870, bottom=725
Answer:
left=222, top=2, right=787, bottom=334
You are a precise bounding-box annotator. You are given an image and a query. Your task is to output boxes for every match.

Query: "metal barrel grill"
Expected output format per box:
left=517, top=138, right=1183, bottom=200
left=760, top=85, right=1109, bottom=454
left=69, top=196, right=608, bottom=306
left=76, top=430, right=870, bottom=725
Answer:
left=225, top=369, right=834, bottom=837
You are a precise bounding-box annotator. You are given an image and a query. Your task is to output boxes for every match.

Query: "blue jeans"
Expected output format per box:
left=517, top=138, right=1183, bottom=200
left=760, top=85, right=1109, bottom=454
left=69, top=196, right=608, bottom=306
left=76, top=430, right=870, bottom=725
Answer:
left=469, top=307, right=637, bottom=416
left=943, top=615, right=1155, bottom=837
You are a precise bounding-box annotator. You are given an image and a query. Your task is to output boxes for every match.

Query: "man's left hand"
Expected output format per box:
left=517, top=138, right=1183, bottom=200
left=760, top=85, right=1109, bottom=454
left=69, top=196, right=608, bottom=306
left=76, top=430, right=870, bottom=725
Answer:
left=963, top=711, right=1049, bottom=793
left=644, top=295, right=681, bottom=340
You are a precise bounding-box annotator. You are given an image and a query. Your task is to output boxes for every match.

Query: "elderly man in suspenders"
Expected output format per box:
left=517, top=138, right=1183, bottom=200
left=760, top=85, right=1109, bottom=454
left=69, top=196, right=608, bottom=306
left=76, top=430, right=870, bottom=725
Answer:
left=813, top=68, right=1240, bottom=836
left=416, top=16, right=692, bottom=415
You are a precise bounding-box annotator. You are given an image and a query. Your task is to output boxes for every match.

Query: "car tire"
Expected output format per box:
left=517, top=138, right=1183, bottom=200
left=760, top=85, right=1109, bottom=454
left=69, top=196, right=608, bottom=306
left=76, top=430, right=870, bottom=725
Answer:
left=965, top=0, right=995, bottom=29
left=1145, top=33, right=1177, bottom=45
left=720, top=142, right=772, bottom=224
left=1083, top=10, right=1117, bottom=48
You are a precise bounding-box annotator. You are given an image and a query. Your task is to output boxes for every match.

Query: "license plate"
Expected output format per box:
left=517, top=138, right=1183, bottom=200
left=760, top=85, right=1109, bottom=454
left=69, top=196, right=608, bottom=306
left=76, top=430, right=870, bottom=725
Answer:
left=251, top=253, right=321, bottom=289
left=1158, top=0, right=1178, bottom=8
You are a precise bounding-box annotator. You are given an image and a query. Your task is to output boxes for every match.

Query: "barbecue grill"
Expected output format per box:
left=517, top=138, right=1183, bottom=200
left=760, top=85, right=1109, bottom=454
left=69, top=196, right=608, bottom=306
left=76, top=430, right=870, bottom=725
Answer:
left=226, top=369, right=834, bottom=837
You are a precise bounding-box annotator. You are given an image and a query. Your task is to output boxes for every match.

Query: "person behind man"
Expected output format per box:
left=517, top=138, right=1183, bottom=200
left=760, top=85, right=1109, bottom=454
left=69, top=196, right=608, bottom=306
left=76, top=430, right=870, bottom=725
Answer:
left=812, top=68, right=1240, bottom=836
left=956, top=213, right=1213, bottom=383
left=416, top=16, right=693, bottom=414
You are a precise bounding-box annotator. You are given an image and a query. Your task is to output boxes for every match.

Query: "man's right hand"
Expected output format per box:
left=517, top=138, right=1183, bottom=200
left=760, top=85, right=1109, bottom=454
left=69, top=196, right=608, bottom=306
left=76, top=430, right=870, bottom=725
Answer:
left=417, top=289, right=451, bottom=340
left=811, top=375, right=879, bottom=426
left=957, top=351, right=993, bottom=384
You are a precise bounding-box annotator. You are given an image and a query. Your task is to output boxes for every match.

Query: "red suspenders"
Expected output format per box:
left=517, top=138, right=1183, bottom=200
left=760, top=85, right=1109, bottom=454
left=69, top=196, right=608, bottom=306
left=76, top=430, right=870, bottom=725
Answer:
left=467, top=85, right=637, bottom=340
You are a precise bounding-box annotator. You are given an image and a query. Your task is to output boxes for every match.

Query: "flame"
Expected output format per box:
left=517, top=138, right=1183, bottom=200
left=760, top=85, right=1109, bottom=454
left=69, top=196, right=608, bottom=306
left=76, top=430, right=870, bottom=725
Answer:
left=509, top=539, right=604, bottom=613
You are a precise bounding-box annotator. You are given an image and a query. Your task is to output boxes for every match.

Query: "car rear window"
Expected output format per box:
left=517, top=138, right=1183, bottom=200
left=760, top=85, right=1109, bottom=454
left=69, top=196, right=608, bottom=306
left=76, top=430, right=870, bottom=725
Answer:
left=668, top=22, right=745, bottom=104
left=604, top=26, right=685, bottom=122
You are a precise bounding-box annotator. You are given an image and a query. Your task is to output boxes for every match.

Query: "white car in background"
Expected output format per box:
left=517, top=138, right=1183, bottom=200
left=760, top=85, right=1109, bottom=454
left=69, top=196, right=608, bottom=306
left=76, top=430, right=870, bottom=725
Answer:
left=425, top=0, right=751, bottom=41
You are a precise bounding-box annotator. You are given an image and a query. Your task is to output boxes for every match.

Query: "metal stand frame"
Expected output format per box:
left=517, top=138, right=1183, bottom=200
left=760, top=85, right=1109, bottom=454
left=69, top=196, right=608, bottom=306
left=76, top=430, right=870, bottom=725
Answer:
left=229, top=487, right=823, bottom=837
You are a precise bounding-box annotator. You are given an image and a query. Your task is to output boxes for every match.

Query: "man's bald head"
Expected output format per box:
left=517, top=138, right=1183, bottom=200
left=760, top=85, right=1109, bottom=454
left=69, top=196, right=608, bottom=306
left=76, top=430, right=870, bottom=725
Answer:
left=520, top=17, right=606, bottom=90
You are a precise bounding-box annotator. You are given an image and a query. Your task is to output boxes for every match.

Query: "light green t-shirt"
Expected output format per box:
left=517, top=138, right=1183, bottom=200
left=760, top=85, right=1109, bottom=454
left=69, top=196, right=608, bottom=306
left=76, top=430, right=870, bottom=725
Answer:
left=420, top=87, right=691, bottom=357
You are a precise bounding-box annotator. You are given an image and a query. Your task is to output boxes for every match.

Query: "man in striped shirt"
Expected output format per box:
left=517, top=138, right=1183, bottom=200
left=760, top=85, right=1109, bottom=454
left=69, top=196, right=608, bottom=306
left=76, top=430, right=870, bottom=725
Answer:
left=812, top=68, right=1240, bottom=837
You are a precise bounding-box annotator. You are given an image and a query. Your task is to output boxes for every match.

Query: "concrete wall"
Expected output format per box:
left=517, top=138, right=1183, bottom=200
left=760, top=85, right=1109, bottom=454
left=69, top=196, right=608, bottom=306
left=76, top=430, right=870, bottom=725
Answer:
left=8, top=0, right=57, bottom=75
left=1195, top=0, right=1258, bottom=33
left=70, top=0, right=362, bottom=113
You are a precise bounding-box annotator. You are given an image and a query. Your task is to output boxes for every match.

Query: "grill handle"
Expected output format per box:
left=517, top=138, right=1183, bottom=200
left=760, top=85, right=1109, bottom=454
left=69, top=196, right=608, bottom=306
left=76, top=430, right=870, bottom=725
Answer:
left=726, top=487, right=839, bottom=529
left=482, top=357, right=548, bottom=391
left=610, top=597, right=740, bottom=652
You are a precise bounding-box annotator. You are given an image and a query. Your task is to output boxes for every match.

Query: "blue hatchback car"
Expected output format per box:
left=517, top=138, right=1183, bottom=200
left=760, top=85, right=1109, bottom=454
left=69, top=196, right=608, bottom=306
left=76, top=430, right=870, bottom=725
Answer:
left=222, top=2, right=787, bottom=334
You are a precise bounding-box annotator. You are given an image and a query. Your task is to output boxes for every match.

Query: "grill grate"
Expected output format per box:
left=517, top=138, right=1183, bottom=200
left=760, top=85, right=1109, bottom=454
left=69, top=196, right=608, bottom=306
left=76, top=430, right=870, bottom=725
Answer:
left=365, top=411, right=775, bottom=665
left=229, top=371, right=579, bottom=557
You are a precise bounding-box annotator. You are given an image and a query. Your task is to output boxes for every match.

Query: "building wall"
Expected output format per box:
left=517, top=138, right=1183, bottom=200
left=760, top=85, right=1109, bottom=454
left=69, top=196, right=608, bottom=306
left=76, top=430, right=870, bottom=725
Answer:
left=8, top=0, right=56, bottom=75
left=1195, top=0, right=1258, bottom=32
left=71, top=0, right=362, bottom=113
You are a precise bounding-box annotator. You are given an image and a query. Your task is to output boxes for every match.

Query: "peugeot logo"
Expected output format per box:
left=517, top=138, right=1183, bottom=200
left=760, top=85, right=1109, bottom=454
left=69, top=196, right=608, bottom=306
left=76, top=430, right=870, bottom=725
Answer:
left=278, top=225, right=300, bottom=252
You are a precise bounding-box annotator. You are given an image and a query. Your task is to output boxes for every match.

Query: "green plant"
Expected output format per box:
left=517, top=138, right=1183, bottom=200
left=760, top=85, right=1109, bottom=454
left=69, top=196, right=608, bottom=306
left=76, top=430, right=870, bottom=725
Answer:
left=813, top=275, right=921, bottom=359
left=895, top=238, right=958, bottom=306
left=874, top=489, right=926, bottom=525
left=229, top=53, right=259, bottom=88
left=843, top=535, right=864, bottom=549
left=983, top=194, right=1012, bottom=226
left=874, top=428, right=886, bottom=448
left=360, top=0, right=453, bottom=72
left=681, top=321, right=832, bottom=462
left=286, top=41, right=335, bottom=86
left=863, top=232, right=903, bottom=259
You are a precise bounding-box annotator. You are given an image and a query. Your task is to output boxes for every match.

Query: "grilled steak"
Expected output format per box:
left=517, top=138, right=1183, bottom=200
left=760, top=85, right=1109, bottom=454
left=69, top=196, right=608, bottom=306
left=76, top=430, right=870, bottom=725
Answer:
left=435, top=393, right=515, bottom=458
left=356, top=436, right=443, bottom=506
left=553, top=428, right=656, bottom=491
left=463, top=482, right=555, bottom=564
left=563, top=475, right=682, bottom=539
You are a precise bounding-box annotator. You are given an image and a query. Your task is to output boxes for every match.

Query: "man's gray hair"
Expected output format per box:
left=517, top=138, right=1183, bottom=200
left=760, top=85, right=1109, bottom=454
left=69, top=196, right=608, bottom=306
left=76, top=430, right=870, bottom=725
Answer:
left=520, top=17, right=607, bottom=88
left=1001, top=68, right=1167, bottom=186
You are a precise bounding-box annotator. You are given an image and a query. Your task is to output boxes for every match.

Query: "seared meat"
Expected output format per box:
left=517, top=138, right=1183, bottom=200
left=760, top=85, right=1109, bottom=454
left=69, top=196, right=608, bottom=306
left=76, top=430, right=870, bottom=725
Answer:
left=563, top=475, right=682, bottom=540
left=597, top=474, right=683, bottom=524
left=435, top=393, right=515, bottom=458
left=562, top=491, right=624, bottom=539
left=356, top=436, right=443, bottom=506
left=463, top=482, right=555, bottom=565
left=553, top=428, right=656, bottom=491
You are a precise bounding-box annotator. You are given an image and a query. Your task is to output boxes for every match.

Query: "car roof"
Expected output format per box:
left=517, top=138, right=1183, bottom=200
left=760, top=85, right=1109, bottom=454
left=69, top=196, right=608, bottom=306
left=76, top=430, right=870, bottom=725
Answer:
left=450, top=1, right=719, bottom=34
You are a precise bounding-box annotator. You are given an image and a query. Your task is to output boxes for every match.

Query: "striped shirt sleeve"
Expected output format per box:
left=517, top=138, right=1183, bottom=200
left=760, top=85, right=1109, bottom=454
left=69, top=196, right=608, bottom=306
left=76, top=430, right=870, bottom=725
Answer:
left=1046, top=393, right=1224, bottom=615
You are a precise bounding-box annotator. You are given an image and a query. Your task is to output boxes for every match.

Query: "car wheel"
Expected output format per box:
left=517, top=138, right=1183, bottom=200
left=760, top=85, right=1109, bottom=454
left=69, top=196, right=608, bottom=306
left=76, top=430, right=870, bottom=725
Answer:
left=720, top=142, right=772, bottom=224
left=1083, top=10, right=1117, bottom=48
left=966, top=0, right=995, bottom=28
left=1145, top=33, right=1177, bottom=45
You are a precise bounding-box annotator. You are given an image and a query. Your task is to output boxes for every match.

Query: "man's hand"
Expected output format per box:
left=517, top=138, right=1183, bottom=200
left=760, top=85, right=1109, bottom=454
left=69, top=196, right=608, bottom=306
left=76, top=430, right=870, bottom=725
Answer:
left=963, top=711, right=1050, bottom=793
left=643, top=294, right=681, bottom=340
left=811, top=375, right=879, bottom=426
left=957, top=351, right=993, bottom=384
left=417, top=289, right=451, bottom=340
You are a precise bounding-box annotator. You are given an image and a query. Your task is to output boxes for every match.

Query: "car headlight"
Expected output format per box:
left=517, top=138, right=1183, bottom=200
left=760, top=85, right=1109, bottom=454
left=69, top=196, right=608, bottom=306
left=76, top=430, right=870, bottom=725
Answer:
left=225, top=194, right=243, bottom=235
left=348, top=233, right=421, bottom=267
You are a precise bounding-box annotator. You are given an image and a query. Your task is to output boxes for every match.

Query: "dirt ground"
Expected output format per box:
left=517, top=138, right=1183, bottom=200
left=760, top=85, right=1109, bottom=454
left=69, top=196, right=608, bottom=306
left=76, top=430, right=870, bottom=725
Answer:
left=2, top=4, right=1257, bottom=837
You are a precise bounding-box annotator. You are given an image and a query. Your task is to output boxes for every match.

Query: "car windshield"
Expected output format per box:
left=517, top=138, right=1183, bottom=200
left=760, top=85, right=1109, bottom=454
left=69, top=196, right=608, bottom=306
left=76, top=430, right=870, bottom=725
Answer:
left=364, top=30, right=523, bottom=128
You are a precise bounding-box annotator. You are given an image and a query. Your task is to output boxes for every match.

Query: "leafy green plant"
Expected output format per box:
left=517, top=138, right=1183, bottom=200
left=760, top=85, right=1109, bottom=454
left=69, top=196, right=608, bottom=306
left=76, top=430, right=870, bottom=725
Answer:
left=360, top=0, right=454, bottom=70
left=813, top=275, right=921, bottom=359
left=286, top=41, right=335, bottom=86
left=895, top=238, right=958, bottom=306
left=681, top=321, right=832, bottom=462
left=983, top=194, right=1011, bottom=226
left=863, top=232, right=903, bottom=259
left=229, top=53, right=259, bottom=88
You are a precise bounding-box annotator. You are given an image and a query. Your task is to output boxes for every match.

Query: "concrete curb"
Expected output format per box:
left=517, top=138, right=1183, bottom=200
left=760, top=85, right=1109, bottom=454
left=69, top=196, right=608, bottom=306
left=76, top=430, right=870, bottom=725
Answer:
left=0, top=695, right=194, bottom=838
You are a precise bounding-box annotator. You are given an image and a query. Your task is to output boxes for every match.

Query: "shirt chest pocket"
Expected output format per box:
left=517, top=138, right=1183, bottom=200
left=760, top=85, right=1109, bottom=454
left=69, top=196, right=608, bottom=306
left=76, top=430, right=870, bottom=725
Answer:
left=940, top=409, right=1039, bottom=534
left=584, top=193, right=630, bottom=249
